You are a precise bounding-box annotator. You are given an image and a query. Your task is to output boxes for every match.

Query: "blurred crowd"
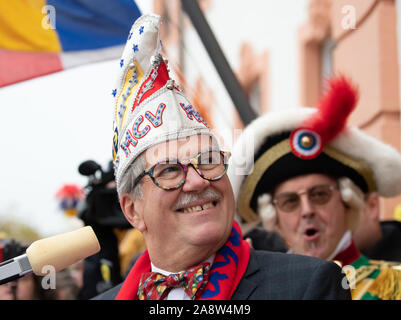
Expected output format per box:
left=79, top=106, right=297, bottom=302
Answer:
left=0, top=160, right=146, bottom=300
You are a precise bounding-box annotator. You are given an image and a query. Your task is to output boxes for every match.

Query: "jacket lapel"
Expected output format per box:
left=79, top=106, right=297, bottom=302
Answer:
left=231, top=250, right=259, bottom=300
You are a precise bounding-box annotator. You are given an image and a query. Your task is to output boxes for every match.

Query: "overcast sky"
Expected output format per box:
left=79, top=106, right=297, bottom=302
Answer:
left=0, top=0, right=154, bottom=237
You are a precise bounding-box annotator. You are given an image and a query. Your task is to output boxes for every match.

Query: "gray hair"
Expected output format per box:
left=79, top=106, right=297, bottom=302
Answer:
left=117, top=152, right=146, bottom=199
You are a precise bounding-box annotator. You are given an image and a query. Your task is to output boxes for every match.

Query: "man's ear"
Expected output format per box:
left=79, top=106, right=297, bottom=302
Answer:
left=365, top=192, right=380, bottom=222
left=120, top=193, right=146, bottom=232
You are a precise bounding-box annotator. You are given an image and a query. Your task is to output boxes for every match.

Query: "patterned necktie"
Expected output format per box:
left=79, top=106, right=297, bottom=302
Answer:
left=137, top=262, right=211, bottom=300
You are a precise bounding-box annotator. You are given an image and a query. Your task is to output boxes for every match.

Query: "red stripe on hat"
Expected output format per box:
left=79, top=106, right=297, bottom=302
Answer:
left=131, top=60, right=170, bottom=112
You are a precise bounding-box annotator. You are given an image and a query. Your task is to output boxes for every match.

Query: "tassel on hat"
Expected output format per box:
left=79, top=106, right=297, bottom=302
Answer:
left=257, top=194, right=276, bottom=231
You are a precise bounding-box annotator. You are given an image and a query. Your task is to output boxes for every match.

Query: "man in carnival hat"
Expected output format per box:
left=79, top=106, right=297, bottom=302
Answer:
left=229, top=77, right=401, bottom=300
left=95, top=14, right=349, bottom=300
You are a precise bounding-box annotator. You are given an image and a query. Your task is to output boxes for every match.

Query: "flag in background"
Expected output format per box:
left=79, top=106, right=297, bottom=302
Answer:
left=0, top=0, right=141, bottom=87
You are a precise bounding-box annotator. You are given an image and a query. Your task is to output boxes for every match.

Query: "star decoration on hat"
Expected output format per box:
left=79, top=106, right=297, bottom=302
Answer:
left=120, top=59, right=124, bottom=68
left=112, top=89, right=117, bottom=97
left=128, top=32, right=133, bottom=40
left=112, top=14, right=216, bottom=188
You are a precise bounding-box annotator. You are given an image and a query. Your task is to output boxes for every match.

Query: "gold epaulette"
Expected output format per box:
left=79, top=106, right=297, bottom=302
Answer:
left=369, top=259, right=401, bottom=268
left=367, top=260, right=401, bottom=300
left=355, top=265, right=379, bottom=284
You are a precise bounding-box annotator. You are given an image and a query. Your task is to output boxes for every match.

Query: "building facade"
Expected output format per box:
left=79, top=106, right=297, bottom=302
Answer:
left=154, top=0, right=401, bottom=220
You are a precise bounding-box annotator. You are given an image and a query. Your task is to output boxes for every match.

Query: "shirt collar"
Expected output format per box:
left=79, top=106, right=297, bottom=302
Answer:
left=151, top=254, right=216, bottom=276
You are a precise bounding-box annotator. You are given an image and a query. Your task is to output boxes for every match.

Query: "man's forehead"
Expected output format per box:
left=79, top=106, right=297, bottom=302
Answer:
left=144, top=135, right=216, bottom=165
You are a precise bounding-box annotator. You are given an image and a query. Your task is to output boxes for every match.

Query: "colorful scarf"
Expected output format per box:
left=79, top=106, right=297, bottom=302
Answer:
left=115, top=220, right=250, bottom=300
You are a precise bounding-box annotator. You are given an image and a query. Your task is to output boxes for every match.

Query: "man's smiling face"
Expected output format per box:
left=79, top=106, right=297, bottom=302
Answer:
left=121, top=134, right=235, bottom=269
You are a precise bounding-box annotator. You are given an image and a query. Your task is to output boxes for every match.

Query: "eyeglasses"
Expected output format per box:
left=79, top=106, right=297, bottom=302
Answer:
left=132, top=150, right=230, bottom=190
left=272, top=184, right=337, bottom=213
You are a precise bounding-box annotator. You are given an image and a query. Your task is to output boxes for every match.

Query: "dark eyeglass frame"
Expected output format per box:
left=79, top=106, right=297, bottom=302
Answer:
left=272, top=184, right=338, bottom=213
left=131, top=150, right=230, bottom=191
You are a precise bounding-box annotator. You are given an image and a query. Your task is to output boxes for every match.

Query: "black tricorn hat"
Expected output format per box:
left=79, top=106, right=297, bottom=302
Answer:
left=228, top=77, right=401, bottom=223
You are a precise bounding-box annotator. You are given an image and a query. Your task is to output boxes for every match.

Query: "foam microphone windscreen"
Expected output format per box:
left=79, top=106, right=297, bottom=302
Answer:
left=78, top=160, right=102, bottom=176
left=26, top=226, right=100, bottom=276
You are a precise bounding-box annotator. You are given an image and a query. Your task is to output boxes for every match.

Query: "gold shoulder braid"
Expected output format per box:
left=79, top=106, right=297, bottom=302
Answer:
left=337, top=262, right=377, bottom=297
left=349, top=265, right=378, bottom=300
left=368, top=260, right=401, bottom=300
left=354, top=265, right=379, bottom=284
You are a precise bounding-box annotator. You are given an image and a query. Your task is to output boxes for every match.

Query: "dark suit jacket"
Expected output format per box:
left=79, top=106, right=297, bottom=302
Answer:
left=93, top=249, right=351, bottom=300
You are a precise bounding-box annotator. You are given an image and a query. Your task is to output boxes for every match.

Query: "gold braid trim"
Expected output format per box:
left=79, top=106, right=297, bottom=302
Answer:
left=236, top=138, right=376, bottom=223
left=323, top=147, right=376, bottom=192
left=368, top=267, right=401, bottom=300
left=353, top=279, right=375, bottom=300
left=355, top=265, right=379, bottom=284
left=237, top=140, right=290, bottom=222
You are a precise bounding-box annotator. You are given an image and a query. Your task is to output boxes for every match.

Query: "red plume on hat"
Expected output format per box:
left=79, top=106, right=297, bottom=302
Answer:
left=290, top=76, right=359, bottom=159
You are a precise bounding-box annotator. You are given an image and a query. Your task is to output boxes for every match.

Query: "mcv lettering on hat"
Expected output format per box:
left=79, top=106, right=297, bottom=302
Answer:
left=112, top=14, right=218, bottom=189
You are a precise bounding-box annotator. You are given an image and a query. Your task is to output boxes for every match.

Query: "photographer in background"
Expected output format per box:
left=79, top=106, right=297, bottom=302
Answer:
left=77, top=160, right=145, bottom=299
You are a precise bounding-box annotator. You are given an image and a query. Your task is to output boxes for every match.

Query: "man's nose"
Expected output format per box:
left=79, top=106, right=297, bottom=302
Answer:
left=299, top=194, right=315, bottom=218
left=181, top=165, right=210, bottom=192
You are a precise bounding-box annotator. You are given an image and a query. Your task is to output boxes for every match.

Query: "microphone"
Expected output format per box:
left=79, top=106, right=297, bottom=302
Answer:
left=78, top=160, right=102, bottom=176
left=0, top=226, right=100, bottom=284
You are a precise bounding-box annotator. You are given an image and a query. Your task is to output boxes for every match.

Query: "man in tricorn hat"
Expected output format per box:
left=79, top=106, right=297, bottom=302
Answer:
left=94, top=14, right=349, bottom=300
left=229, top=77, right=401, bottom=300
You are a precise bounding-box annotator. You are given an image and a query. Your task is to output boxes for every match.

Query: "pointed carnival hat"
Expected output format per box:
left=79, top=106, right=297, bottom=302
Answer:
left=228, top=76, right=401, bottom=225
left=112, top=14, right=216, bottom=188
